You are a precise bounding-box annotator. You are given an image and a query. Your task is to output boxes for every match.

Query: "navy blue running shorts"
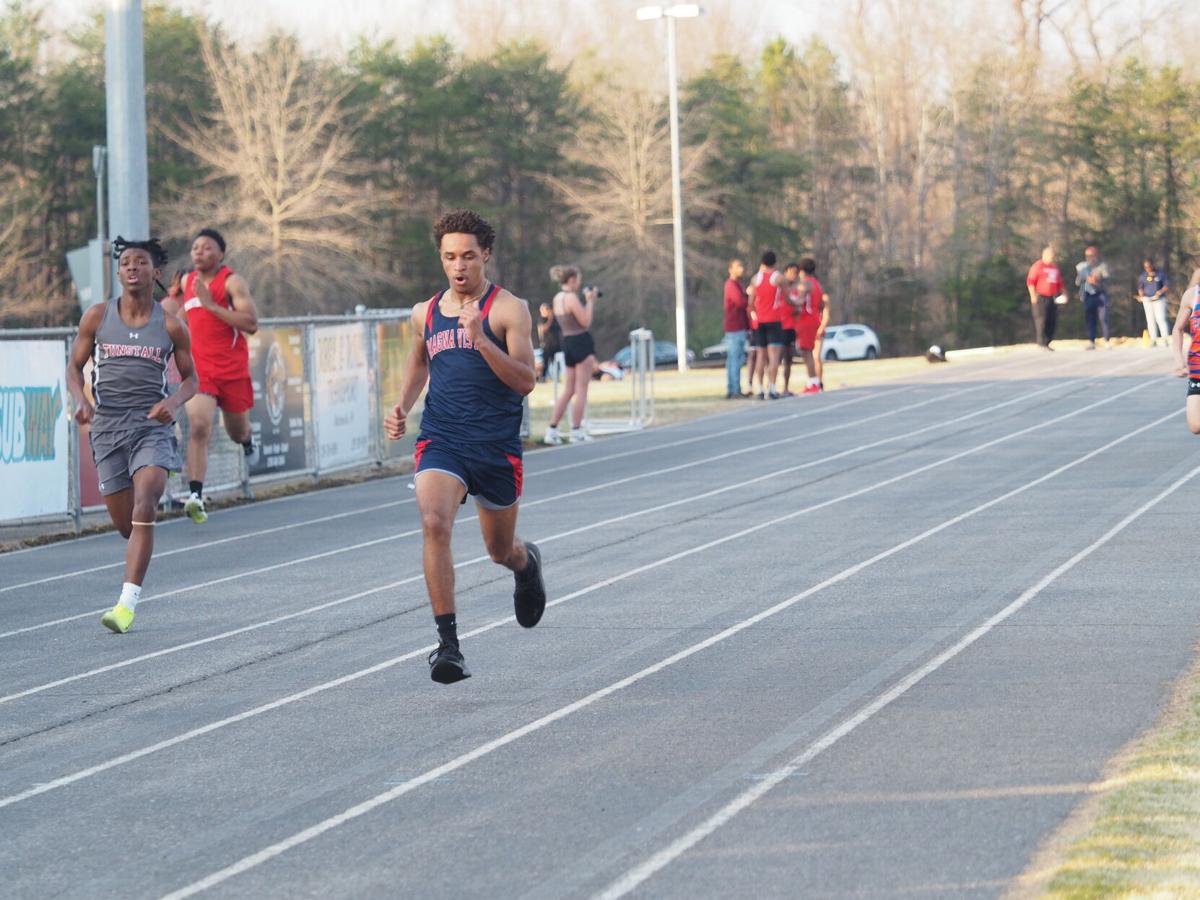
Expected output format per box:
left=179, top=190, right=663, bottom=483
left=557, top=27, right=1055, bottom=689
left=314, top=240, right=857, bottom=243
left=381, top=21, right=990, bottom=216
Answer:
left=413, top=437, right=524, bottom=509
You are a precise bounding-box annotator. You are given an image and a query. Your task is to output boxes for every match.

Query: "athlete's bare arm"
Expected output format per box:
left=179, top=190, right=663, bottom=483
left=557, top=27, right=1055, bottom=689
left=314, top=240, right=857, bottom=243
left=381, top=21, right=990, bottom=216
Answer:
left=461, top=290, right=536, bottom=396
left=385, top=301, right=431, bottom=440
left=563, top=289, right=595, bottom=329
left=160, top=270, right=184, bottom=317
left=149, top=315, right=200, bottom=422
left=1172, top=295, right=1193, bottom=377
left=194, top=272, right=259, bottom=334
left=66, top=304, right=105, bottom=425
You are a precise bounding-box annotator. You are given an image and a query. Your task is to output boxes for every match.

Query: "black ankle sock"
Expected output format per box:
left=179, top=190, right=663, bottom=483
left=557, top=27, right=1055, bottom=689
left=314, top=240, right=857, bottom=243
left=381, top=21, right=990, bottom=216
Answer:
left=189, top=480, right=203, bottom=497
left=434, top=613, right=458, bottom=647
left=241, top=440, right=253, bottom=453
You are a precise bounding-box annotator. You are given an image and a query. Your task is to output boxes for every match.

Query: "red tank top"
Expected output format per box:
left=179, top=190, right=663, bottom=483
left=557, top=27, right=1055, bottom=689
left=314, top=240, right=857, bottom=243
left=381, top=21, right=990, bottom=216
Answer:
left=754, top=271, right=784, bottom=324
left=183, top=266, right=249, bottom=379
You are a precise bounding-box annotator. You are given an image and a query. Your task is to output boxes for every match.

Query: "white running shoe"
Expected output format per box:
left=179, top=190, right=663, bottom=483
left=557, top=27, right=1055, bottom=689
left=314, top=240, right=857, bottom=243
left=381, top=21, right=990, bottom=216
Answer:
left=543, top=425, right=564, bottom=445
left=243, top=439, right=261, bottom=468
left=183, top=492, right=208, bottom=524
left=569, top=427, right=593, bottom=443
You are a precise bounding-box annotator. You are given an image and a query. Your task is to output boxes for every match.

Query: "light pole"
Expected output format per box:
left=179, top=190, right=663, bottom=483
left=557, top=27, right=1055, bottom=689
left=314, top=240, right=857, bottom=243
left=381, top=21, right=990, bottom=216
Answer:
left=636, top=4, right=702, bottom=372
left=104, top=0, right=150, bottom=292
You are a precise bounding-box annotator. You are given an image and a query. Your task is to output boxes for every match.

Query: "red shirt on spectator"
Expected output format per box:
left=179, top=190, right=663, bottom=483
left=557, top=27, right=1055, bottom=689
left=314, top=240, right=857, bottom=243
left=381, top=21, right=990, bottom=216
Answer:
left=723, top=278, right=750, bottom=332
left=1027, top=260, right=1064, bottom=298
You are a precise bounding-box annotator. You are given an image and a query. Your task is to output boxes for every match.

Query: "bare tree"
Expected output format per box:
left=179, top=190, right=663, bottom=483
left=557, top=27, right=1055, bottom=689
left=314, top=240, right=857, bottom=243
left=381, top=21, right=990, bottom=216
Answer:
left=545, top=84, right=713, bottom=337
left=162, top=30, right=382, bottom=314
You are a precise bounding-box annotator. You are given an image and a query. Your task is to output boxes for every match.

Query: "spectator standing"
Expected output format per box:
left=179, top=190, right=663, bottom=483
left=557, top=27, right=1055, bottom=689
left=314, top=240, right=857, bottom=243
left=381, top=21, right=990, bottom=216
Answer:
left=536, top=301, right=561, bottom=382
left=1027, top=245, right=1065, bottom=351
left=722, top=259, right=750, bottom=398
left=1075, top=246, right=1111, bottom=350
left=1138, top=258, right=1171, bottom=347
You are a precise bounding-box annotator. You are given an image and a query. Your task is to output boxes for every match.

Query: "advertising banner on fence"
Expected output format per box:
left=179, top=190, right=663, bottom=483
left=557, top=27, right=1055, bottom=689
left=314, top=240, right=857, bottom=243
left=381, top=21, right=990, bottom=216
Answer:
left=0, top=340, right=69, bottom=520
left=376, top=319, right=422, bottom=460
left=247, top=326, right=307, bottom=477
left=313, top=323, right=371, bottom=470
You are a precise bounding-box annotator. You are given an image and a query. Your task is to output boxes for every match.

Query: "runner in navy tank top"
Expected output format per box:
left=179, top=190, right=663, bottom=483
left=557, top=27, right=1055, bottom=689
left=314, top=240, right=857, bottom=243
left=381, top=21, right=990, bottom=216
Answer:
left=66, top=238, right=198, bottom=634
left=384, top=209, right=546, bottom=684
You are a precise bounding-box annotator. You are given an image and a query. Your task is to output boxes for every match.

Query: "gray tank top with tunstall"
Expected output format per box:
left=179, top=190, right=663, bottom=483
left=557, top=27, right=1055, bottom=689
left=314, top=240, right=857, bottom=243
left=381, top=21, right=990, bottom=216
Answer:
left=91, top=297, right=174, bottom=432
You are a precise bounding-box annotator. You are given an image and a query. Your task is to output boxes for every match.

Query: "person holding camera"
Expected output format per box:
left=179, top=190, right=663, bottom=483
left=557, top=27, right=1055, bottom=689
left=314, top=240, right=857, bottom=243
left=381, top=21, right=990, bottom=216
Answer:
left=543, top=265, right=598, bottom=444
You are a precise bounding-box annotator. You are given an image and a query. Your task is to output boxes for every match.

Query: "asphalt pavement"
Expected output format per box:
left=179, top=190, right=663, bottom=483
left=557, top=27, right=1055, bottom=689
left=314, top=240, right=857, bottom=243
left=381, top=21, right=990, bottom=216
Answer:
left=2, top=345, right=1197, bottom=899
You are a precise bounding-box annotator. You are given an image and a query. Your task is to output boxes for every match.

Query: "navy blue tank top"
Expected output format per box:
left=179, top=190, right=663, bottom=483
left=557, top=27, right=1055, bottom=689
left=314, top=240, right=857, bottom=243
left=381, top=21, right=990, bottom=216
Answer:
left=419, top=284, right=523, bottom=450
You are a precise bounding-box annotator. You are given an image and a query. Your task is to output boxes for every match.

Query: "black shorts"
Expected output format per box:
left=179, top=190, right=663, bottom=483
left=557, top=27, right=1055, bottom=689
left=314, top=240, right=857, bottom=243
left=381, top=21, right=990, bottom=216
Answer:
left=782, top=328, right=796, bottom=349
left=753, top=322, right=784, bottom=348
left=562, top=332, right=595, bottom=366
left=1189, top=379, right=1200, bottom=397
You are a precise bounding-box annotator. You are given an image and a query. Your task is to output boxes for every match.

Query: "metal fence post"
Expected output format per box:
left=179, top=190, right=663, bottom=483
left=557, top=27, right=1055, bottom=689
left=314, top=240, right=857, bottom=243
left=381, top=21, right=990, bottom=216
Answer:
left=66, top=336, right=83, bottom=532
left=366, top=319, right=382, bottom=465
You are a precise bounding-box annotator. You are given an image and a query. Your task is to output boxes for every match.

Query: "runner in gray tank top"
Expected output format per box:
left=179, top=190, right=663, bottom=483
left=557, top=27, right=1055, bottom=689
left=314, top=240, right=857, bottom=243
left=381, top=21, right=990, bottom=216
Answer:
left=67, top=237, right=198, bottom=634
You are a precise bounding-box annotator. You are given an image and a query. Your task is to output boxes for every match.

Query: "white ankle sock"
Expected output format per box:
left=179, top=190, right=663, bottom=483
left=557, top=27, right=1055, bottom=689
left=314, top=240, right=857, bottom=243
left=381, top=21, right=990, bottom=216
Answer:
left=119, top=582, right=142, bottom=612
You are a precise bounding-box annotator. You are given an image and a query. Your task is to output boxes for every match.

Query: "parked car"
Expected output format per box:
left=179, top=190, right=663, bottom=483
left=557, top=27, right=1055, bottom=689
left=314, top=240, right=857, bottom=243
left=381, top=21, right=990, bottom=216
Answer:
left=612, top=340, right=695, bottom=370
left=822, top=324, right=880, bottom=361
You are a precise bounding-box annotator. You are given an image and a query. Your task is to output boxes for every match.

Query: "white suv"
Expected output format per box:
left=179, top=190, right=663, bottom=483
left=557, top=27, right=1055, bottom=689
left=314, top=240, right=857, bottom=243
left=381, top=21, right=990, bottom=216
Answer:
left=822, top=324, right=880, bottom=361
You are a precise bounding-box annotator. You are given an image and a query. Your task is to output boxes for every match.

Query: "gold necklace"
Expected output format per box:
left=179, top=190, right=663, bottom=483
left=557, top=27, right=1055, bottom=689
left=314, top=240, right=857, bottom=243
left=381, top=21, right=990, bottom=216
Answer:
left=447, top=280, right=490, bottom=314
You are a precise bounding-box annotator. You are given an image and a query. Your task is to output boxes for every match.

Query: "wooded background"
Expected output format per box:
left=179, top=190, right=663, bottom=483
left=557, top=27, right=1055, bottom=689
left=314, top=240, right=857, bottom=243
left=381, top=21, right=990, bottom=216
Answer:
left=2, top=0, right=1199, bottom=357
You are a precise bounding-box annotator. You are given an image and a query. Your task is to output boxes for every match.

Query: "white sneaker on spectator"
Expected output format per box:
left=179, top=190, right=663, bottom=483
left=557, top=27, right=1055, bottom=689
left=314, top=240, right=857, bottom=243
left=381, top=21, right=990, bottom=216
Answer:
left=543, top=425, right=564, bottom=445
left=569, top=427, right=593, bottom=443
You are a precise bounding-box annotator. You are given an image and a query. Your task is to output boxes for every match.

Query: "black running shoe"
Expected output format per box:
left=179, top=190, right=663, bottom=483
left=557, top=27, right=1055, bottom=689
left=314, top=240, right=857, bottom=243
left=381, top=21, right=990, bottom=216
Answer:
left=514, top=541, right=546, bottom=628
left=428, top=642, right=470, bottom=684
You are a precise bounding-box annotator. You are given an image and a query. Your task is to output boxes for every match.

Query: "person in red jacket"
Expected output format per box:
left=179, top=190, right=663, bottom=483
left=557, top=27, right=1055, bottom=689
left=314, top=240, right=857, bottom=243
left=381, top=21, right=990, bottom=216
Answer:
left=722, top=258, right=750, bottom=398
left=163, top=229, right=260, bottom=523
left=1027, top=245, right=1066, bottom=350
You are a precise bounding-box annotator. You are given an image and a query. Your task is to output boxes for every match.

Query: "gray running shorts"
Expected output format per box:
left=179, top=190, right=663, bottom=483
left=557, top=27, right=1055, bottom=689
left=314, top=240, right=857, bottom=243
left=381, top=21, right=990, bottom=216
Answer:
left=90, top=424, right=181, bottom=496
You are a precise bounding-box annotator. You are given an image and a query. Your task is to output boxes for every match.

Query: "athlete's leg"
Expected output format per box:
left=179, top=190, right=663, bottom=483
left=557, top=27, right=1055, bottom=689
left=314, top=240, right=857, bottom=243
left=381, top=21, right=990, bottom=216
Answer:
left=477, top=503, right=528, bottom=573
left=766, top=343, right=782, bottom=394
left=814, top=340, right=825, bottom=383
left=780, top=345, right=792, bottom=393
left=1188, top=395, right=1200, bottom=434
left=124, top=466, right=167, bottom=586
left=571, top=356, right=594, bottom=428
left=185, top=393, right=217, bottom=483
left=103, top=488, right=135, bottom=539
left=221, top=408, right=251, bottom=444
left=803, top=348, right=817, bottom=380
left=549, top=364, right=576, bottom=428
left=415, top=470, right=467, bottom=616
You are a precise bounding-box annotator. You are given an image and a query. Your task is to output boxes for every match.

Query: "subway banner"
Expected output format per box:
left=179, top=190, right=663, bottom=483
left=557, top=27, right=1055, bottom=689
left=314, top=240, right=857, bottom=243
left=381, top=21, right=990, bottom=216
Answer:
left=312, top=323, right=371, bottom=470
left=247, top=326, right=307, bottom=477
left=376, top=319, right=422, bottom=460
left=0, top=340, right=70, bottom=520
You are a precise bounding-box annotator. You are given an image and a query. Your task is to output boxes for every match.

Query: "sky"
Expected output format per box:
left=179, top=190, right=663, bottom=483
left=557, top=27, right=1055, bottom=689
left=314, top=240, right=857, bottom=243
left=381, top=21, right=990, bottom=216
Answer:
left=51, top=0, right=821, bottom=53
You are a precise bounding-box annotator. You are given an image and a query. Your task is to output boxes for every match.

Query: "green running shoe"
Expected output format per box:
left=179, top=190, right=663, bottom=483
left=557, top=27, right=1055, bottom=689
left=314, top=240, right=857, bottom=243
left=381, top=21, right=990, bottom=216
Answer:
left=183, top=492, right=208, bottom=524
left=101, top=603, right=135, bottom=634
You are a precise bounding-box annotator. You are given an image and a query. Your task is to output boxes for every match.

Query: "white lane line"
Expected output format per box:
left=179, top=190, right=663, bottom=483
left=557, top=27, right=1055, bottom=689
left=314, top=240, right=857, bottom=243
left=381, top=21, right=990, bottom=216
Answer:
left=0, top=368, right=1057, bottom=640
left=0, top=391, right=894, bottom=594
left=595, top=437, right=1197, bottom=900
left=0, top=379, right=1021, bottom=694
left=154, top=405, right=1180, bottom=900
left=0, top=350, right=1060, bottom=568
left=0, top=349, right=1073, bottom=563
left=0, top=377, right=1165, bottom=809
left=0, top=364, right=1145, bottom=694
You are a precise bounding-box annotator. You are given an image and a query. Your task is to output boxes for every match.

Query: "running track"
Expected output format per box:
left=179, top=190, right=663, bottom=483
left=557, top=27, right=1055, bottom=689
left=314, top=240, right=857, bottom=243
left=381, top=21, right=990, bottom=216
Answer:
left=2, top=347, right=1197, bottom=898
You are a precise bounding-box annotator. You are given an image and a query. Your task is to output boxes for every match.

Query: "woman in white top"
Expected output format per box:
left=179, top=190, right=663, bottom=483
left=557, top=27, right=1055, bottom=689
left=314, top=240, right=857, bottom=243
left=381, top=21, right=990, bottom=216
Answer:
left=543, top=265, right=599, bottom=444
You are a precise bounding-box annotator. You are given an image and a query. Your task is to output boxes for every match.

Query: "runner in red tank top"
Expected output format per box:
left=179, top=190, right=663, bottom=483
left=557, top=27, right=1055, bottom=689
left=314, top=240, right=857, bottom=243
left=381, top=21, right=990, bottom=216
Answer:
left=796, top=257, right=826, bottom=394
left=162, top=228, right=260, bottom=524
left=747, top=251, right=787, bottom=399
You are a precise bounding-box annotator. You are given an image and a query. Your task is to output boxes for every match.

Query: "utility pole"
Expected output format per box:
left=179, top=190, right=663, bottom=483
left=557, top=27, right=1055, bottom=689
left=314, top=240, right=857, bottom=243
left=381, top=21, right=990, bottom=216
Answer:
left=104, top=0, right=150, bottom=291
